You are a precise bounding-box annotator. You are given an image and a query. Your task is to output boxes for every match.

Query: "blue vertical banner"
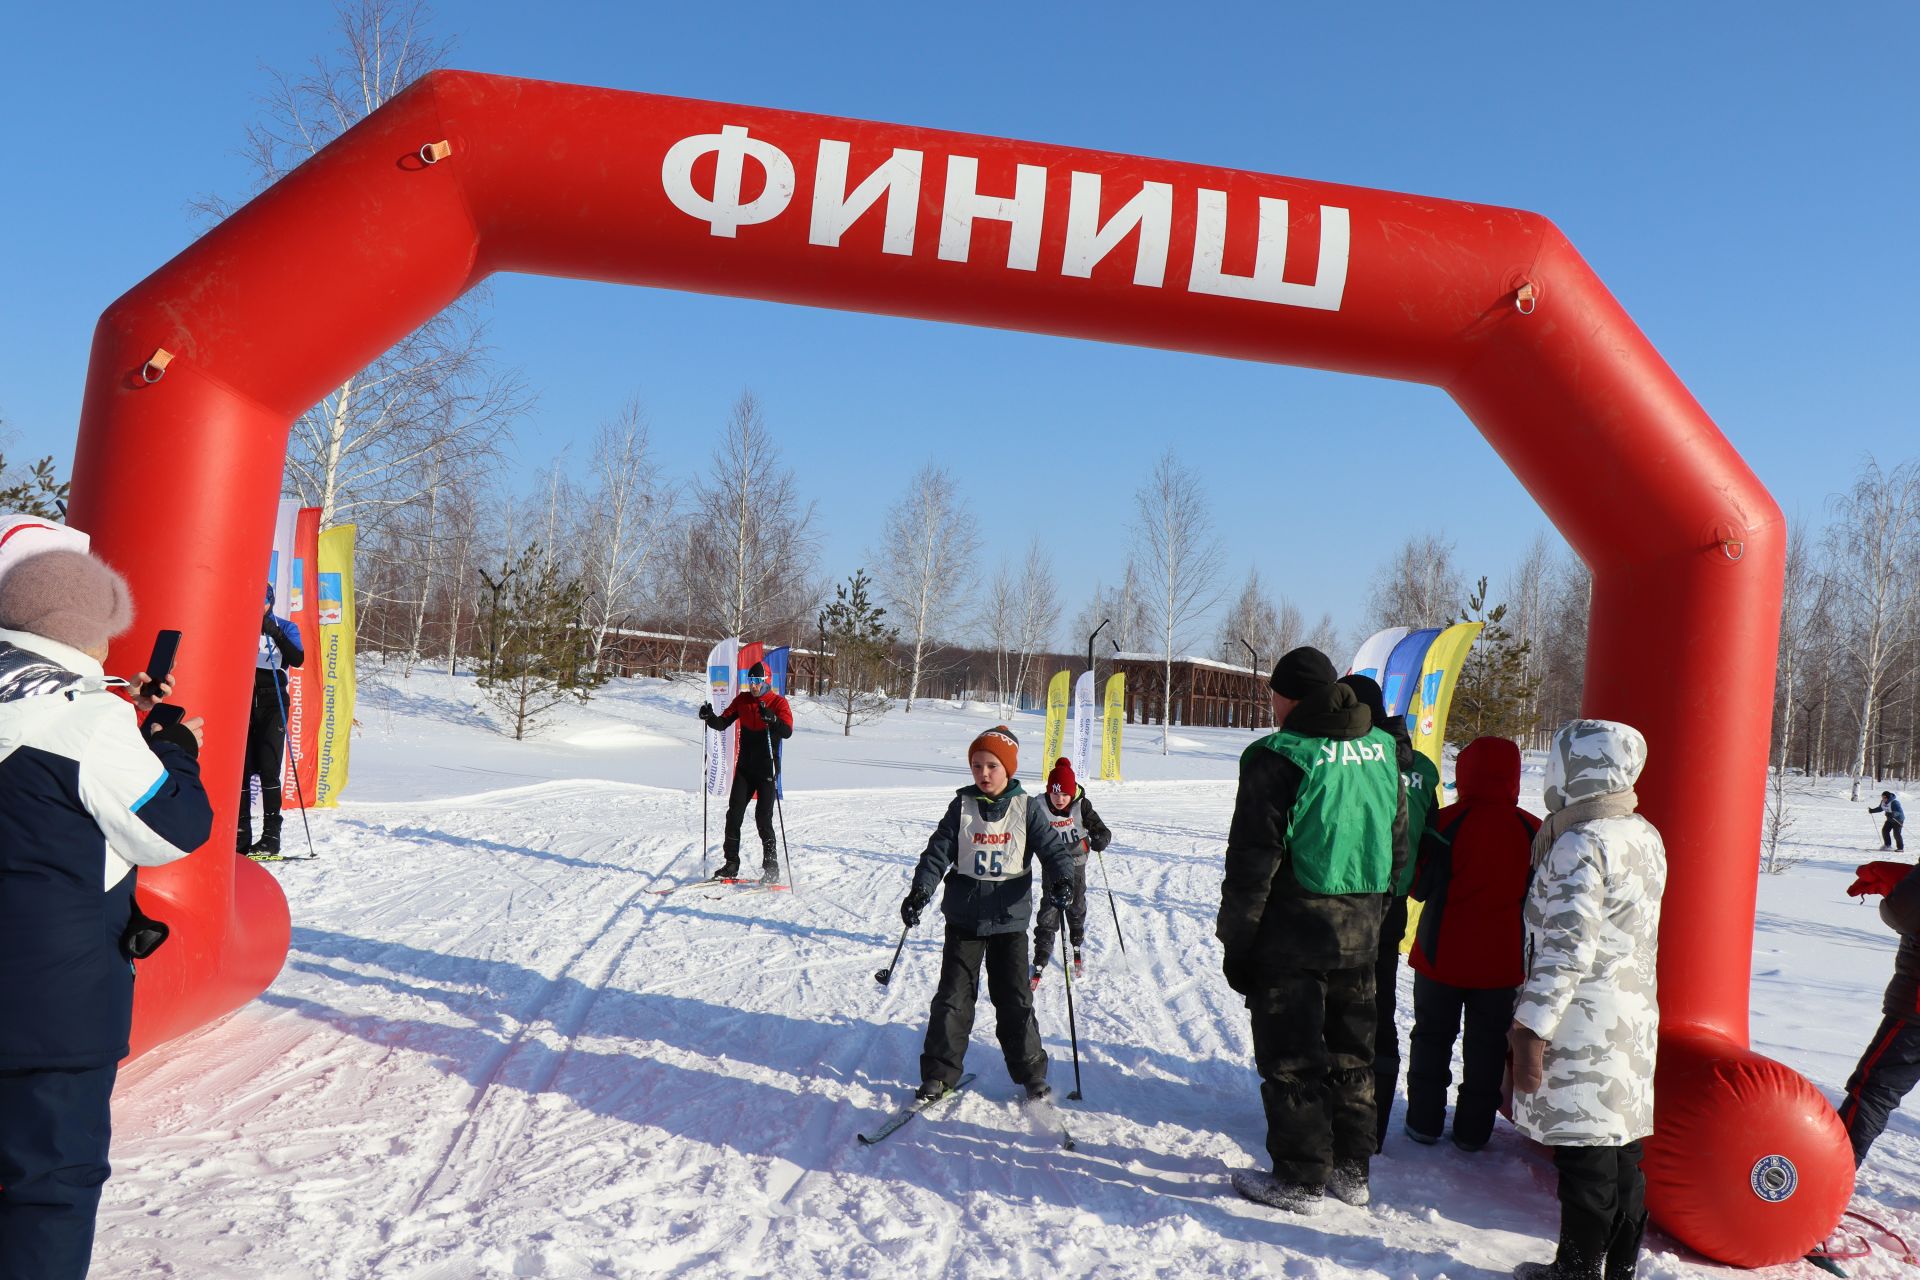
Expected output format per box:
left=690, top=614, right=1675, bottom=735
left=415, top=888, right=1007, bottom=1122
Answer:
left=765, top=646, right=791, bottom=797
left=1381, top=628, right=1442, bottom=719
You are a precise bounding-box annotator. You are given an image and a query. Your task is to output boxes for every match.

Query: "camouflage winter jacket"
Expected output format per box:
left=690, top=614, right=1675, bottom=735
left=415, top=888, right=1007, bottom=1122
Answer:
left=1511, top=719, right=1668, bottom=1147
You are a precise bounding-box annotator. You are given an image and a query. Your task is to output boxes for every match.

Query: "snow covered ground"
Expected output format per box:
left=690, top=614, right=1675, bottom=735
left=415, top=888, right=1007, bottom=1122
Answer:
left=95, top=664, right=1918, bottom=1279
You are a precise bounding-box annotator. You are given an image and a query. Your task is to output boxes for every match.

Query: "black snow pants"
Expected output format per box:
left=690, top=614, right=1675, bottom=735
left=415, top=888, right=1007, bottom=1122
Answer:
left=1549, top=1140, right=1647, bottom=1280
left=920, top=926, right=1047, bottom=1089
left=1032, top=852, right=1089, bottom=966
left=1883, top=817, right=1906, bottom=852
left=1838, top=1015, right=1920, bottom=1166
left=238, top=685, right=288, bottom=850
left=1248, top=964, right=1376, bottom=1186
left=1372, top=895, right=1407, bottom=1151
left=0, top=1062, right=118, bottom=1280
left=721, top=770, right=778, bottom=870
left=1406, top=973, right=1516, bottom=1149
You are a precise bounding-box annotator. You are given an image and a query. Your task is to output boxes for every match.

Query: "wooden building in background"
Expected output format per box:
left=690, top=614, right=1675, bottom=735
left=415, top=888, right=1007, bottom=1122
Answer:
left=1110, top=652, right=1272, bottom=731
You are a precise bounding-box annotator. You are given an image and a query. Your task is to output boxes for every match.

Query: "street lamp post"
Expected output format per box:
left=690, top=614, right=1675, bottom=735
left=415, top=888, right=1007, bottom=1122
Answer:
left=1239, top=637, right=1261, bottom=729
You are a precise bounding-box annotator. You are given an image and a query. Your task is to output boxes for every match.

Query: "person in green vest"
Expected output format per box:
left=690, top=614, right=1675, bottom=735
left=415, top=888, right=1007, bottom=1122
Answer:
left=1338, top=672, right=1443, bottom=1153
left=1220, top=647, right=1407, bottom=1215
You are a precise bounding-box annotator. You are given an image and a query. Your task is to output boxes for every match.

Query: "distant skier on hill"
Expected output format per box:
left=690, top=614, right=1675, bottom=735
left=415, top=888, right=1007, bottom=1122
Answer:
left=1868, top=791, right=1905, bottom=852
left=1030, top=756, right=1112, bottom=989
left=697, top=661, right=793, bottom=883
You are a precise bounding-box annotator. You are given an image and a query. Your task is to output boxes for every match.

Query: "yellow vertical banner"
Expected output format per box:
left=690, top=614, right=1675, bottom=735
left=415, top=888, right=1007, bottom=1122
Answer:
left=1101, top=672, right=1126, bottom=781
left=313, top=525, right=358, bottom=807
left=1042, top=670, right=1070, bottom=771
left=1407, top=621, right=1483, bottom=772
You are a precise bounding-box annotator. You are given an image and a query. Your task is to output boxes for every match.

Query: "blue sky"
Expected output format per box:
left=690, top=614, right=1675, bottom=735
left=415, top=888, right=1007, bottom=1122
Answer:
left=3, top=3, right=1914, bottom=650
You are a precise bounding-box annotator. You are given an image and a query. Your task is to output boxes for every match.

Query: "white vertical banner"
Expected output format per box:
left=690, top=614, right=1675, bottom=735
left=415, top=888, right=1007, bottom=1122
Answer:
left=267, top=497, right=300, bottom=605
left=704, top=637, right=740, bottom=797
left=1071, top=670, right=1097, bottom=780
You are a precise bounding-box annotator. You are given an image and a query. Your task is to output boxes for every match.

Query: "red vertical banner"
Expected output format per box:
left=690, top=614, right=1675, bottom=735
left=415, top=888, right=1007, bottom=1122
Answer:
left=284, top=507, right=322, bottom=808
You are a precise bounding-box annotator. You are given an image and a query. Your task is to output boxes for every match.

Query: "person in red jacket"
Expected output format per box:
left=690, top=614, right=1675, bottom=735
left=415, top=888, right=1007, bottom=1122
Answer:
left=1404, top=735, right=1541, bottom=1151
left=696, top=661, right=793, bottom=882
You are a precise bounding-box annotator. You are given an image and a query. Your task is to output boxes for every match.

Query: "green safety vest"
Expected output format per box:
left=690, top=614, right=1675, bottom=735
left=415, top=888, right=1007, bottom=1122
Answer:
left=1251, top=727, right=1400, bottom=895
left=1400, top=752, right=1441, bottom=896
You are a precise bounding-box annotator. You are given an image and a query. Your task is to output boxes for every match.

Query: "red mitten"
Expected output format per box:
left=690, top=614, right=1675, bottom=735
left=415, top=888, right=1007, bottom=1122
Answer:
left=1848, top=860, right=1911, bottom=898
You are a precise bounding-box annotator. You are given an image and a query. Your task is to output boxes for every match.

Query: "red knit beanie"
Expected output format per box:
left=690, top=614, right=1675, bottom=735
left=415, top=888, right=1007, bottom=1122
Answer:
left=1047, top=757, right=1077, bottom=804
left=967, top=724, right=1020, bottom=777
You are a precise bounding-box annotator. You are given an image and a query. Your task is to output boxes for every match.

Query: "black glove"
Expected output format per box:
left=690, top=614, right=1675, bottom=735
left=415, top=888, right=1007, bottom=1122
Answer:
left=262, top=612, right=276, bottom=637
left=1222, top=948, right=1255, bottom=995
left=901, top=890, right=930, bottom=927
left=697, top=704, right=715, bottom=724
left=1045, top=879, right=1074, bottom=911
left=756, top=697, right=778, bottom=720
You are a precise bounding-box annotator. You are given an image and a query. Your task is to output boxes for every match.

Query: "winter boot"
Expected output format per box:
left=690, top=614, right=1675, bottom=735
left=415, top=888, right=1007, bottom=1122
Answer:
left=915, top=1080, right=951, bottom=1104
left=1231, top=1169, right=1324, bottom=1214
left=249, top=816, right=283, bottom=859
left=1024, top=1079, right=1054, bottom=1103
left=1029, top=964, right=1044, bottom=993
left=761, top=845, right=781, bottom=884
left=712, top=850, right=741, bottom=880
left=1402, top=1121, right=1440, bottom=1145
left=1325, top=1159, right=1371, bottom=1207
left=1604, top=1212, right=1647, bottom=1280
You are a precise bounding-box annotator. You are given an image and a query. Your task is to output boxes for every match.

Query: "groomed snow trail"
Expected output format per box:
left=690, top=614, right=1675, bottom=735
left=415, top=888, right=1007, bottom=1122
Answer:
left=90, top=676, right=1919, bottom=1279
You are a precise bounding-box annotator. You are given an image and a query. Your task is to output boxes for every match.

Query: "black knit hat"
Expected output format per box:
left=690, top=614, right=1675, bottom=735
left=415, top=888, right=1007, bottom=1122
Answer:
left=1337, top=673, right=1388, bottom=729
left=747, top=661, right=768, bottom=679
left=1269, top=646, right=1337, bottom=699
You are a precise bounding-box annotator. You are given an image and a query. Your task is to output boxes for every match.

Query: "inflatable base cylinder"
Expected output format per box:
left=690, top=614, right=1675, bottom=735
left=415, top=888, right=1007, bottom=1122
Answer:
left=1644, top=1030, right=1855, bottom=1267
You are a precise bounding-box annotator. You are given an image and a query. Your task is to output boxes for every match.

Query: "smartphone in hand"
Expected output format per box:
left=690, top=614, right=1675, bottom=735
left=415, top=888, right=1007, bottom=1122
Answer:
left=141, top=630, right=181, bottom=699
left=145, top=702, right=186, bottom=732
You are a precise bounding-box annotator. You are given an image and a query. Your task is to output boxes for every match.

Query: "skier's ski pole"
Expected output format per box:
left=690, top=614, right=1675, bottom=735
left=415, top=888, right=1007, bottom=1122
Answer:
left=875, top=923, right=910, bottom=986
left=271, top=664, right=318, bottom=861
left=700, top=730, right=710, bottom=878
left=1058, top=923, right=1084, bottom=1100
left=1094, top=846, right=1127, bottom=956
left=770, top=726, right=796, bottom=892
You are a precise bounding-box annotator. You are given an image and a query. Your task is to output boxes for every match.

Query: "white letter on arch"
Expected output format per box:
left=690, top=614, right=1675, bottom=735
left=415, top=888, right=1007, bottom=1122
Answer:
left=1188, top=190, right=1350, bottom=311
left=810, top=140, right=923, bottom=255
left=1062, top=172, right=1172, bottom=287
left=938, top=155, right=1047, bottom=271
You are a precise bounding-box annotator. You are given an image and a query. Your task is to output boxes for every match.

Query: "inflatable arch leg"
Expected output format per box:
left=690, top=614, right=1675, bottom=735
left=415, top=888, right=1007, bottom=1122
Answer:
left=69, top=71, right=1850, bottom=1264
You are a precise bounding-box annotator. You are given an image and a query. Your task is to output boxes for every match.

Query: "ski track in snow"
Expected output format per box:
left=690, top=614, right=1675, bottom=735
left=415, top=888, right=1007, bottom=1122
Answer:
left=90, top=672, right=1920, bottom=1279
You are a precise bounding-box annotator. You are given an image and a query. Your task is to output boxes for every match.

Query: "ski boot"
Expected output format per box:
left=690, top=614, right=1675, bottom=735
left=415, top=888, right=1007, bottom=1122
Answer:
left=711, top=855, right=741, bottom=881
left=915, top=1079, right=951, bottom=1103
left=1024, top=1079, right=1053, bottom=1103
left=1029, top=963, right=1044, bottom=992
left=247, top=816, right=283, bottom=861
left=760, top=857, right=781, bottom=885
left=1072, top=947, right=1085, bottom=980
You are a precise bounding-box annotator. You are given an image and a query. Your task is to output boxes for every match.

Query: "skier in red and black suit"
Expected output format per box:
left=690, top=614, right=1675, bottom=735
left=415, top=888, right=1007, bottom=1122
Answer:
left=697, top=661, right=793, bottom=883
left=1836, top=858, right=1920, bottom=1167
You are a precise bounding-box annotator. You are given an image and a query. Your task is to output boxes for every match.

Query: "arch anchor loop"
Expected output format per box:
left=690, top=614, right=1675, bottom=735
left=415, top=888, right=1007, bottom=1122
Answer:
left=141, top=348, right=173, bottom=384
left=419, top=139, right=453, bottom=165
left=1514, top=282, right=1538, bottom=315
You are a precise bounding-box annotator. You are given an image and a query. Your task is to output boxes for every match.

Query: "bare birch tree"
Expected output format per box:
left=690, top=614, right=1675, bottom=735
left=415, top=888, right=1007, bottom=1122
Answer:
left=578, top=400, right=673, bottom=673
left=1131, top=452, right=1225, bottom=750
left=683, top=391, right=820, bottom=643
left=1214, top=568, right=1287, bottom=670
left=1366, top=532, right=1463, bottom=630
left=200, top=0, right=524, bottom=536
left=873, top=464, right=977, bottom=712
left=1073, top=562, right=1153, bottom=658
left=981, top=562, right=1020, bottom=711
left=1824, top=458, right=1920, bottom=799
left=1009, top=539, right=1063, bottom=715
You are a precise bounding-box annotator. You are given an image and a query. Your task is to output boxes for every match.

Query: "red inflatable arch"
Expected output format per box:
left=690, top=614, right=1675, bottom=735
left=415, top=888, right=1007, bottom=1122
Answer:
left=70, top=72, right=1847, bottom=1264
